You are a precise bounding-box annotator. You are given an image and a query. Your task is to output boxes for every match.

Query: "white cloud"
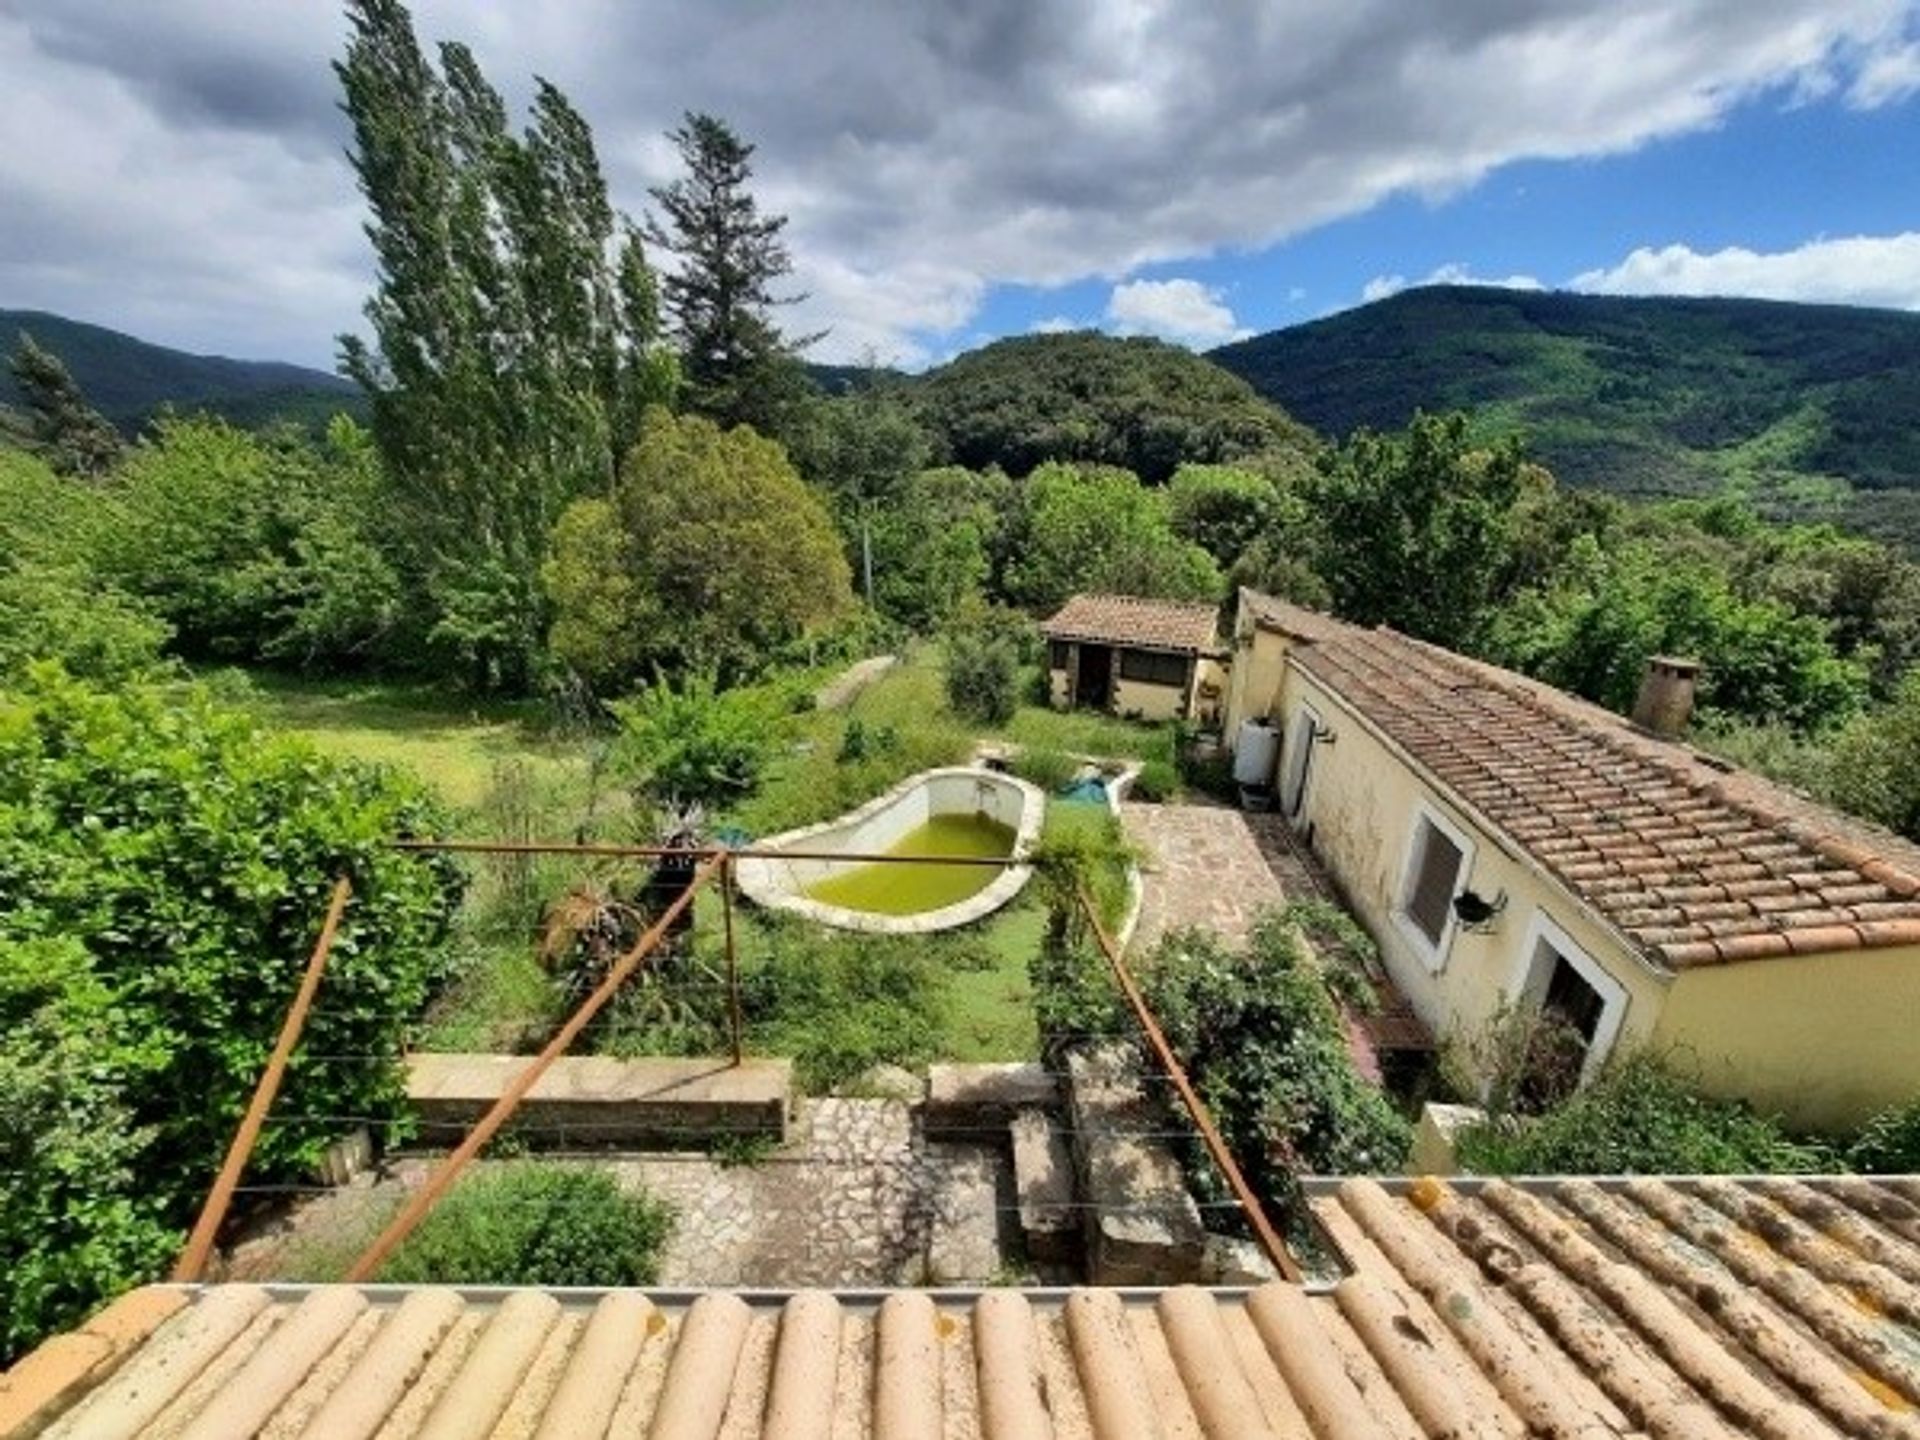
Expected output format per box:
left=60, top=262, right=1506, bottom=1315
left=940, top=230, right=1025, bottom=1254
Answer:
left=1361, top=263, right=1543, bottom=304
left=1572, top=233, right=1920, bottom=309
left=1849, top=39, right=1920, bottom=105
left=1030, top=315, right=1078, bottom=333
left=1, top=1, right=1917, bottom=363
left=1104, top=277, right=1248, bottom=346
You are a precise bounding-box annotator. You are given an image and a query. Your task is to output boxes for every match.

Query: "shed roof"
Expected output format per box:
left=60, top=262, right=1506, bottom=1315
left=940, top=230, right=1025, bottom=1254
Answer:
left=8, top=1174, right=1917, bottom=1437
left=1249, top=593, right=1920, bottom=969
left=1041, top=593, right=1219, bottom=654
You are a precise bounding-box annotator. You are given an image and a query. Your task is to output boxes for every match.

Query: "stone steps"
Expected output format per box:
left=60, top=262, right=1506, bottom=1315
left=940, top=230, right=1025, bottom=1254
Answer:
left=405, top=1054, right=792, bottom=1147
left=1009, top=1108, right=1077, bottom=1263
left=1065, top=1046, right=1205, bottom=1284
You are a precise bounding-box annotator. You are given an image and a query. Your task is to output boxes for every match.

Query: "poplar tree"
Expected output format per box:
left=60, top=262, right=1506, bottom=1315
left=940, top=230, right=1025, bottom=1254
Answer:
left=335, top=0, right=674, bottom=690
left=647, top=112, right=814, bottom=438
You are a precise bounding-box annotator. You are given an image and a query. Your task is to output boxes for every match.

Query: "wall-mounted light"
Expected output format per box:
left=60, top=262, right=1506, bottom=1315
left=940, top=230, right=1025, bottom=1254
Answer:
left=1311, top=728, right=1337, bottom=746
left=1452, top=888, right=1507, bottom=933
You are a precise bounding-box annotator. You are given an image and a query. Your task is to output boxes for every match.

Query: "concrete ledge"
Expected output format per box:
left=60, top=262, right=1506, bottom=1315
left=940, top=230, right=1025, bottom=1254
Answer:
left=406, top=1054, right=792, bottom=1146
left=1066, top=1047, right=1204, bottom=1285
left=925, top=1063, right=1059, bottom=1130
left=1010, top=1109, right=1077, bottom=1263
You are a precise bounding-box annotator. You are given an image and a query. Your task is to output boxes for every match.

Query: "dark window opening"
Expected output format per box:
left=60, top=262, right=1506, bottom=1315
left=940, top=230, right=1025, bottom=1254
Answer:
left=1048, top=640, right=1069, bottom=670
left=1404, top=822, right=1463, bottom=947
left=1520, top=949, right=1605, bottom=1109
left=1117, top=648, right=1189, bottom=686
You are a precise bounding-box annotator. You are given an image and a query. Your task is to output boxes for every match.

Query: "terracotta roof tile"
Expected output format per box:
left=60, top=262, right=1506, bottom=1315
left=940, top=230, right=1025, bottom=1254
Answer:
left=1275, top=605, right=1920, bottom=968
left=1041, top=593, right=1219, bottom=653
left=15, top=1176, right=1920, bottom=1438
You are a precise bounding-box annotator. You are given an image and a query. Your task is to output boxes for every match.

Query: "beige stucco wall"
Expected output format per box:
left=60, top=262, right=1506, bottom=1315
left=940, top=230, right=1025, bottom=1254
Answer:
left=1113, top=674, right=1187, bottom=722
left=1278, top=663, right=1672, bottom=1076
left=1223, top=613, right=1290, bottom=746
left=1048, top=664, right=1070, bottom=708
left=1192, top=656, right=1229, bottom=727
left=1654, top=946, right=1920, bottom=1130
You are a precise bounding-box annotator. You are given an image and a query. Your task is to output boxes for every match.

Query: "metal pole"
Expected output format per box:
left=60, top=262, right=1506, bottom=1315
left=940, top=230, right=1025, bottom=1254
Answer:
left=391, top=838, right=1015, bottom=866
left=343, top=858, right=722, bottom=1282
left=721, top=854, right=743, bottom=1067
left=172, top=877, right=353, bottom=1282
left=1077, top=885, right=1305, bottom=1284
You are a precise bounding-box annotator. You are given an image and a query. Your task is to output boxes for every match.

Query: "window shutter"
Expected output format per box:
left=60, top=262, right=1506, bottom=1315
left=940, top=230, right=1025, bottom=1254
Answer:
left=1406, top=826, right=1462, bottom=944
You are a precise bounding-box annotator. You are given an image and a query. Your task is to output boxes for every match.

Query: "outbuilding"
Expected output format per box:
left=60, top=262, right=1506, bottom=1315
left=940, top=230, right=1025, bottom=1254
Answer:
left=1040, top=593, right=1225, bottom=723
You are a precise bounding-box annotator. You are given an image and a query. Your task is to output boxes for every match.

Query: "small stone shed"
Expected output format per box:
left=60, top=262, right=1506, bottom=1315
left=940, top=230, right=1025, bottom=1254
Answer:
left=1040, top=593, right=1226, bottom=723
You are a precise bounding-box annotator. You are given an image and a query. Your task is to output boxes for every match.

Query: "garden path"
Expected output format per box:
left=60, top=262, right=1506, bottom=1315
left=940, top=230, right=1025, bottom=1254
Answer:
left=1121, top=801, right=1291, bottom=953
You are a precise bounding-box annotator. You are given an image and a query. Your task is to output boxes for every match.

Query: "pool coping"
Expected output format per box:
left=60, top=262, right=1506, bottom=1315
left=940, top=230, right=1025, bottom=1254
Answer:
left=735, top=766, right=1046, bottom=934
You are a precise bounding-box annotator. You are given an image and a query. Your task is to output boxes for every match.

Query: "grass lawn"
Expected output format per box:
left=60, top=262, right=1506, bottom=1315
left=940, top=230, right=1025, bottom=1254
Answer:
left=220, top=668, right=589, bottom=813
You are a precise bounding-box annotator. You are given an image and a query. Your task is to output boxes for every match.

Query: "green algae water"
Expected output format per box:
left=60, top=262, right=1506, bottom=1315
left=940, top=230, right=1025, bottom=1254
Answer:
left=802, top=812, right=1017, bottom=915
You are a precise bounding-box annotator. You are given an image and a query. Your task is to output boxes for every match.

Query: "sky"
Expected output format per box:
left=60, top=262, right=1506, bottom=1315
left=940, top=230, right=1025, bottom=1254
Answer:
left=2, top=1, right=1919, bottom=371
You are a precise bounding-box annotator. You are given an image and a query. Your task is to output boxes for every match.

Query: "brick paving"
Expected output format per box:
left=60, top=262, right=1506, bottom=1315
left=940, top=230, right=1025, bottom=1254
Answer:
left=1121, top=801, right=1292, bottom=953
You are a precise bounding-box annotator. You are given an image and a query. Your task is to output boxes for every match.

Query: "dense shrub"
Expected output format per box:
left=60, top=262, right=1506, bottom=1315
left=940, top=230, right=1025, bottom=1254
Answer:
left=0, top=565, right=172, bottom=686
left=1847, top=1097, right=1920, bottom=1174
left=1012, top=746, right=1077, bottom=792
left=1454, top=1053, right=1833, bottom=1176
left=379, top=1163, right=673, bottom=1286
left=610, top=672, right=782, bottom=807
left=943, top=605, right=1035, bottom=727
left=1142, top=916, right=1411, bottom=1200
left=0, top=668, right=462, bottom=1358
left=1129, top=758, right=1179, bottom=802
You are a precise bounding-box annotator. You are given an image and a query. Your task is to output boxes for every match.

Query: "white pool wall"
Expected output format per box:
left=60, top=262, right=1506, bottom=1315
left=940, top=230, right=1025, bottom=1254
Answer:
left=735, top=766, right=1045, bottom=934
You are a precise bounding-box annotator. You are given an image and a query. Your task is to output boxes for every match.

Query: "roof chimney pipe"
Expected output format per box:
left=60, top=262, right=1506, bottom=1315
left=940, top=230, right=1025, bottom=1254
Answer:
left=1632, top=655, right=1699, bottom=737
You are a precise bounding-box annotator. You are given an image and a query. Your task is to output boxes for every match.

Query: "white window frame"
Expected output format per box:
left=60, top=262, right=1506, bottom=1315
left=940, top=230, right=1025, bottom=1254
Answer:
left=1392, top=802, right=1476, bottom=973
left=1279, top=702, right=1322, bottom=824
left=1508, top=911, right=1630, bottom=1087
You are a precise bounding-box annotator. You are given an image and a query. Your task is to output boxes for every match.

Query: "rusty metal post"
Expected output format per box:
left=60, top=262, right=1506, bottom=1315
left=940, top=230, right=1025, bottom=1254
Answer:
left=343, top=857, right=722, bottom=1283
left=393, top=837, right=1013, bottom=866
left=721, top=852, right=744, bottom=1067
left=172, top=877, right=353, bottom=1282
left=1077, top=885, right=1305, bottom=1284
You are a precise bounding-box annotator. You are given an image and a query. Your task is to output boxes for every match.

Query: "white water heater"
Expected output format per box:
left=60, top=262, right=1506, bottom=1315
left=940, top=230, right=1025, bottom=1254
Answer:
left=1232, top=719, right=1281, bottom=788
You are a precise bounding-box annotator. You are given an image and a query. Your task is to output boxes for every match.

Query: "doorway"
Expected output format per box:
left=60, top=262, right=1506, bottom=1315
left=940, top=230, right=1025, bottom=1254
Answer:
left=1074, top=644, right=1113, bottom=708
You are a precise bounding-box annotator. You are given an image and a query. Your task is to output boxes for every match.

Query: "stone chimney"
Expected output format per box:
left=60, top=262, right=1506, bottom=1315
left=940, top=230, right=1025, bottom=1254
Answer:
left=1632, top=656, right=1699, bottom=737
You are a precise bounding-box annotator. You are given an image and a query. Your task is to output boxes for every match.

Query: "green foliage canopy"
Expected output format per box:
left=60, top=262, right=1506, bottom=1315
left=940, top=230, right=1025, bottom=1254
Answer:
left=543, top=408, right=852, bottom=689
left=0, top=668, right=463, bottom=1358
left=1003, top=462, right=1222, bottom=612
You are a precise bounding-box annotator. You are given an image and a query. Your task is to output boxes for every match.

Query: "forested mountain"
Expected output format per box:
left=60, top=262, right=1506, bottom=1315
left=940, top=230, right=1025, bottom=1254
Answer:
left=905, top=331, right=1319, bottom=482
left=1210, top=287, right=1920, bottom=544
left=0, top=308, right=362, bottom=433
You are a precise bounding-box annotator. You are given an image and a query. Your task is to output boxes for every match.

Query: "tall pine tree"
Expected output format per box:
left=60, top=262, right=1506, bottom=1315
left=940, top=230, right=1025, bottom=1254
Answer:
left=7, top=333, right=124, bottom=478
left=646, top=113, right=814, bottom=439
left=336, top=0, right=674, bottom=690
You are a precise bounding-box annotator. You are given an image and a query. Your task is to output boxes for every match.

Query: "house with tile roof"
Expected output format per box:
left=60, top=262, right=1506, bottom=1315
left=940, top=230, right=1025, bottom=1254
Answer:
left=9, top=1172, right=1920, bottom=1437
left=1223, top=587, right=1920, bottom=1129
left=1040, top=593, right=1226, bottom=723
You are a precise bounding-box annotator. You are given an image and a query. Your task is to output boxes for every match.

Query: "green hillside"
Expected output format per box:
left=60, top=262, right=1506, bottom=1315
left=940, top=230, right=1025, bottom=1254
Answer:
left=0, top=309, right=363, bottom=433
left=1210, top=286, right=1920, bottom=543
left=905, top=330, right=1318, bottom=482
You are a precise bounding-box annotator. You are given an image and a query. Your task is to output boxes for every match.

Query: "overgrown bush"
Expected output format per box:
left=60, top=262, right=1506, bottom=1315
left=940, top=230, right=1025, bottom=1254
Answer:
left=1129, top=758, right=1179, bottom=802
left=1144, top=919, right=1410, bottom=1187
left=0, top=667, right=463, bottom=1359
left=0, top=564, right=172, bottom=686
left=1847, top=1096, right=1920, bottom=1174
left=1013, top=746, right=1077, bottom=792
left=379, top=1163, right=673, bottom=1286
left=611, top=672, right=782, bottom=806
left=943, top=605, right=1034, bottom=726
left=1454, top=1052, right=1833, bottom=1176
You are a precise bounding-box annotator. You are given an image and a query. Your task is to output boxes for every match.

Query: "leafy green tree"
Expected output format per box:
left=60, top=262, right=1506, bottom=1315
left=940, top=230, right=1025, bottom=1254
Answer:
left=1165, top=463, right=1277, bottom=565
left=6, top=333, right=123, bottom=478
left=1003, top=463, right=1222, bottom=612
left=799, top=393, right=933, bottom=605
left=1486, top=534, right=1867, bottom=729
left=943, top=604, right=1034, bottom=725
left=543, top=408, right=852, bottom=688
left=910, top=332, right=1315, bottom=483
left=1308, top=411, right=1526, bottom=649
left=336, top=0, right=674, bottom=690
left=1826, top=674, right=1920, bottom=841
left=868, top=466, right=1007, bottom=632
left=0, top=566, right=170, bottom=686
left=609, top=672, right=781, bottom=807
left=647, top=112, right=814, bottom=437
left=0, top=669, right=462, bottom=1358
